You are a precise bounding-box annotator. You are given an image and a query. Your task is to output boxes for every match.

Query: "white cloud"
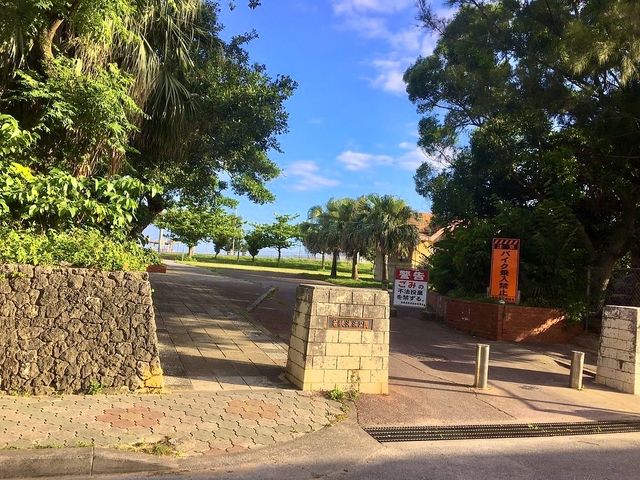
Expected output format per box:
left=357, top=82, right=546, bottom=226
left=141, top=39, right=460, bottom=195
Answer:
left=286, top=161, right=340, bottom=191
left=369, top=58, right=408, bottom=94
left=331, top=0, right=414, bottom=15
left=337, top=145, right=450, bottom=172
left=337, top=150, right=394, bottom=171
left=331, top=0, right=455, bottom=95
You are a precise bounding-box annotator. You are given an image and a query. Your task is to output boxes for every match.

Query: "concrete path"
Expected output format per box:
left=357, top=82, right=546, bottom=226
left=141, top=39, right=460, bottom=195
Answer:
left=162, top=262, right=640, bottom=427
left=357, top=309, right=640, bottom=426
left=150, top=261, right=292, bottom=391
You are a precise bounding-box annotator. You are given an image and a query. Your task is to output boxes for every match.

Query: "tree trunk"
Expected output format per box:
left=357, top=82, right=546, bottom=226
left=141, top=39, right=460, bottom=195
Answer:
left=330, top=250, right=339, bottom=278
left=188, top=245, right=195, bottom=258
left=591, top=207, right=638, bottom=309
left=351, top=252, right=359, bottom=280
left=277, top=248, right=282, bottom=265
left=321, top=252, right=325, bottom=270
left=381, top=252, right=388, bottom=285
left=252, top=255, right=256, bottom=263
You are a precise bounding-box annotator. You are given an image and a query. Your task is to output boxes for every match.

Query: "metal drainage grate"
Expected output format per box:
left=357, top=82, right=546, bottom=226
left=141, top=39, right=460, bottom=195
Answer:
left=364, top=420, right=640, bottom=442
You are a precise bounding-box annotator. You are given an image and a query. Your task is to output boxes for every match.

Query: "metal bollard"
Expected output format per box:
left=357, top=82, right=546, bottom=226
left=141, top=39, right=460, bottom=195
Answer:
left=569, top=351, right=585, bottom=390
left=474, top=344, right=490, bottom=389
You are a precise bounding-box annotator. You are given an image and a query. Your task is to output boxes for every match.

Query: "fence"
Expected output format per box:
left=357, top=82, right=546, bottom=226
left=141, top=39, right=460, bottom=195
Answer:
left=605, top=268, right=640, bottom=307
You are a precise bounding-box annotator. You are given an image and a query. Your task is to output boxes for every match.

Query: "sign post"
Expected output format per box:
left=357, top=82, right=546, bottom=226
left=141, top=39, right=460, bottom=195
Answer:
left=489, top=238, right=520, bottom=303
left=393, top=268, right=429, bottom=308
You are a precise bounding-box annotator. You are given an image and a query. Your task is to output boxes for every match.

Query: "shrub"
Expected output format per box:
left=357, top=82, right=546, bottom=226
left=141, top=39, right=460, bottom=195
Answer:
left=0, top=228, right=159, bottom=271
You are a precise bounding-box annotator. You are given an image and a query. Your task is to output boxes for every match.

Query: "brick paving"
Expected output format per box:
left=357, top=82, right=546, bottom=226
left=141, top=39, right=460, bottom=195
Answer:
left=151, top=261, right=290, bottom=391
left=0, top=261, right=343, bottom=457
left=0, top=391, right=342, bottom=456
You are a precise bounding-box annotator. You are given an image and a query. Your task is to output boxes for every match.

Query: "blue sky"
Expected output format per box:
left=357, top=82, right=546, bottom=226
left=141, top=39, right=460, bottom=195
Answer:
left=148, top=0, right=453, bottom=254
left=218, top=0, right=451, bottom=223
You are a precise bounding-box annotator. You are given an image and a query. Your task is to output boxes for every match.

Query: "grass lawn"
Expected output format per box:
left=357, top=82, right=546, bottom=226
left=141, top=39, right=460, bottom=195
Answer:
left=161, top=253, right=385, bottom=289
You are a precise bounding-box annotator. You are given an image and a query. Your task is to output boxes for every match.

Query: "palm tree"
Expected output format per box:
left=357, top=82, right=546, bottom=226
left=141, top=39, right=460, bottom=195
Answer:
left=300, top=220, right=328, bottom=269
left=360, top=194, right=420, bottom=285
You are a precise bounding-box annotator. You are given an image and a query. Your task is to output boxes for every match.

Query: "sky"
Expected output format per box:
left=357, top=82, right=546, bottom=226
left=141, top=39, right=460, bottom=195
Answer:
left=148, top=0, right=452, bottom=254
left=218, top=0, right=452, bottom=222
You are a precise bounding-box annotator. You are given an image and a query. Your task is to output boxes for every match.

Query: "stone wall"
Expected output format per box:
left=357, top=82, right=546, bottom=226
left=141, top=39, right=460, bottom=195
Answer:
left=286, top=284, right=390, bottom=394
left=596, top=305, right=640, bottom=394
left=427, top=292, right=582, bottom=344
left=0, top=264, right=163, bottom=394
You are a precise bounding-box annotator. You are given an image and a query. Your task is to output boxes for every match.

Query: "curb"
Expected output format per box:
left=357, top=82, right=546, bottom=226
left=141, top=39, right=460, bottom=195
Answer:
left=0, top=403, right=378, bottom=479
left=246, top=287, right=278, bottom=312
left=0, top=447, right=175, bottom=479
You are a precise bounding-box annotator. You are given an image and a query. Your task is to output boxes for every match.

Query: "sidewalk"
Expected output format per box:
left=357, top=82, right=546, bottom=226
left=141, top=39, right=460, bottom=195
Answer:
left=0, top=390, right=342, bottom=455
left=0, top=261, right=344, bottom=476
left=358, top=310, right=640, bottom=427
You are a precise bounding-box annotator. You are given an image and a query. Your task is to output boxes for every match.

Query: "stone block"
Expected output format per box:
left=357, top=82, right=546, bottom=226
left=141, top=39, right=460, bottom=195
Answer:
left=316, top=303, right=341, bottom=316
left=338, top=330, right=362, bottom=344
left=326, top=343, right=350, bottom=356
left=310, top=286, right=330, bottom=303
left=352, top=290, right=376, bottom=305
left=337, top=357, right=360, bottom=370
left=360, top=357, right=384, bottom=370
left=324, top=369, right=348, bottom=384
left=339, top=304, right=363, bottom=317
left=375, top=292, right=390, bottom=306
left=330, top=289, right=353, bottom=304
left=349, top=343, right=372, bottom=357
left=363, top=305, right=387, bottom=319
left=312, top=356, right=337, bottom=370
left=303, top=369, right=325, bottom=384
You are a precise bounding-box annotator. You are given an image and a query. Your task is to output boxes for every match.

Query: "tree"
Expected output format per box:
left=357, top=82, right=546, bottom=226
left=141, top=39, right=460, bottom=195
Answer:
left=156, top=206, right=240, bottom=258
left=300, top=220, right=329, bottom=270
left=406, top=0, right=640, bottom=307
left=244, top=227, right=270, bottom=262
left=262, top=214, right=300, bottom=265
left=360, top=195, right=419, bottom=284
left=306, top=200, right=344, bottom=279
left=0, top=1, right=295, bottom=234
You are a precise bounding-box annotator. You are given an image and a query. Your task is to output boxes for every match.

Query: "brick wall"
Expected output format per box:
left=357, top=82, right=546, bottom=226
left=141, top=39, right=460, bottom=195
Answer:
left=428, top=291, right=581, bottom=344
left=286, top=284, right=389, bottom=394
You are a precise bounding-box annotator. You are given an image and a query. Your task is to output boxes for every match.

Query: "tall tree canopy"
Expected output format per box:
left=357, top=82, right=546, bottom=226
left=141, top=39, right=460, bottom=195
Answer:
left=0, top=0, right=295, bottom=233
left=406, top=0, right=640, bottom=308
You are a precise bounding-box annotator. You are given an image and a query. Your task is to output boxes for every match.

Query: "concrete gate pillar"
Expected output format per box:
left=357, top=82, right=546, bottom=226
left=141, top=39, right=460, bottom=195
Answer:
left=286, top=284, right=390, bottom=394
left=597, top=305, right=640, bottom=394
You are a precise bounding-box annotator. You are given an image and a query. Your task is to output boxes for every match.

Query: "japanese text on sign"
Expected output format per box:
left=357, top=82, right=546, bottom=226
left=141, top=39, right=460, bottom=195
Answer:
left=327, top=317, right=373, bottom=330
left=489, top=238, right=520, bottom=303
left=393, top=268, right=429, bottom=308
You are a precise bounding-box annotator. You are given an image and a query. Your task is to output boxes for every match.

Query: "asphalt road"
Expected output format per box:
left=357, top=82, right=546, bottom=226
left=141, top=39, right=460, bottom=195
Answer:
left=50, top=432, right=640, bottom=480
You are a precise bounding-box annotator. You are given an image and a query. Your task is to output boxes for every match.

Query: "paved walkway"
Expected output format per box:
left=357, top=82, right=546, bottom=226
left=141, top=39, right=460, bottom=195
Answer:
left=0, top=262, right=343, bottom=458
left=151, top=261, right=290, bottom=391
left=357, top=310, right=640, bottom=426
left=0, top=390, right=342, bottom=456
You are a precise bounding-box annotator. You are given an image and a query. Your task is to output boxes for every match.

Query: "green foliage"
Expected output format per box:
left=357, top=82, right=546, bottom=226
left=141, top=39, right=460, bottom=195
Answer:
left=427, top=203, right=590, bottom=313
left=259, top=214, right=300, bottom=263
left=244, top=227, right=270, bottom=261
left=156, top=206, right=241, bottom=257
left=9, top=60, right=140, bottom=174
left=87, top=381, right=103, bottom=395
left=0, top=227, right=159, bottom=271
left=407, top=0, right=640, bottom=307
left=0, top=162, right=157, bottom=233
left=327, top=386, right=359, bottom=403
left=0, top=1, right=295, bottom=232
left=0, top=115, right=37, bottom=162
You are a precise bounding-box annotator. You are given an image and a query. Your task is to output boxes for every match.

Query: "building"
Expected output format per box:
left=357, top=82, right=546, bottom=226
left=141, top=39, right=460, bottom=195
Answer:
left=373, top=212, right=446, bottom=281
